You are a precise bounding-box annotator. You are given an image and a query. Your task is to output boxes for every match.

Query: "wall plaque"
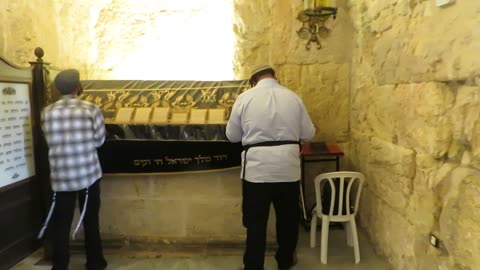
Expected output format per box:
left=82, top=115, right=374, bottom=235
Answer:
left=0, top=82, right=35, bottom=188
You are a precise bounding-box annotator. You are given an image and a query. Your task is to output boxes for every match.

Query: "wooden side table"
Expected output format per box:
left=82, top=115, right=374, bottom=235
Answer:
left=300, top=142, right=344, bottom=228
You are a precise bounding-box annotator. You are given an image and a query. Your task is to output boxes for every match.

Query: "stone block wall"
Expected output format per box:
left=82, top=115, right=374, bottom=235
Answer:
left=233, top=0, right=354, bottom=143
left=0, top=0, right=105, bottom=70
left=0, top=0, right=57, bottom=66
left=97, top=169, right=255, bottom=243
left=348, top=0, right=480, bottom=269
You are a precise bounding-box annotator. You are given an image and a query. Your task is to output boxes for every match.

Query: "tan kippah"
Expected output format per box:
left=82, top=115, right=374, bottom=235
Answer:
left=250, top=64, right=274, bottom=79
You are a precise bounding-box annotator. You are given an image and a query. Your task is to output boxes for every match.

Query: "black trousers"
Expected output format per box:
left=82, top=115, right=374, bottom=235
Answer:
left=242, top=180, right=300, bottom=270
left=51, top=179, right=107, bottom=270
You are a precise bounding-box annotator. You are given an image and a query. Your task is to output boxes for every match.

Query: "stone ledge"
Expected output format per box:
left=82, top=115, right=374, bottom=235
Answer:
left=68, top=238, right=277, bottom=257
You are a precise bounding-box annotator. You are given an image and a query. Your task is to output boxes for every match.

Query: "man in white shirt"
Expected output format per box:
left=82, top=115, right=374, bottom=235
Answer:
left=226, top=64, right=315, bottom=270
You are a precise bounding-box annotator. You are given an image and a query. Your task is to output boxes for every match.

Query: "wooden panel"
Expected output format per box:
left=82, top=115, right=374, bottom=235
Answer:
left=0, top=180, right=43, bottom=270
left=0, top=233, right=40, bottom=270
left=0, top=58, right=31, bottom=79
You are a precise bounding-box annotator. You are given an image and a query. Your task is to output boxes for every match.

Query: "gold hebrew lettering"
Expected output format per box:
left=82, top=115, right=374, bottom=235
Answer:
left=165, top=157, right=177, bottom=165
left=194, top=155, right=213, bottom=164
left=213, top=155, right=228, bottom=161
left=133, top=159, right=152, bottom=167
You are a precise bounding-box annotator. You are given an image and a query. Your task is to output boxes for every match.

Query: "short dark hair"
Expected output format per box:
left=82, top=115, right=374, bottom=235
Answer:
left=54, top=69, right=80, bottom=95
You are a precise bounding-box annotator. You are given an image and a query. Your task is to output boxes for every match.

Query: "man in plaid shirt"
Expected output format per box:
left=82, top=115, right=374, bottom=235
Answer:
left=40, top=69, right=107, bottom=270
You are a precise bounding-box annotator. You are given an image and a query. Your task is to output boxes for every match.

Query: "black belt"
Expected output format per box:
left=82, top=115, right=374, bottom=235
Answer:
left=241, top=140, right=301, bottom=180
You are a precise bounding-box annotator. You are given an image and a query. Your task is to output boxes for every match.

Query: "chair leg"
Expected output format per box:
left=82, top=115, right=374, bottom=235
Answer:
left=320, top=218, right=329, bottom=264
left=345, top=221, right=353, bottom=247
left=350, top=218, right=360, bottom=264
left=310, top=210, right=317, bottom=248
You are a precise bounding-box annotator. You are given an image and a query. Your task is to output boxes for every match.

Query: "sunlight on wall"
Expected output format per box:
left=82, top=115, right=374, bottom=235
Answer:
left=108, top=0, right=235, bottom=81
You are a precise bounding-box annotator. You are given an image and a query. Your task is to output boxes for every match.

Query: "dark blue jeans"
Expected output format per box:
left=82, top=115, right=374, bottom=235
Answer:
left=51, top=179, right=107, bottom=270
left=242, top=180, right=300, bottom=270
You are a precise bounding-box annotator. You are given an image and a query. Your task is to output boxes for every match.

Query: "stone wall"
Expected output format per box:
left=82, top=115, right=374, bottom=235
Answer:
left=0, top=0, right=112, bottom=71
left=99, top=170, right=250, bottom=242
left=234, top=0, right=354, bottom=142
left=0, top=0, right=57, bottom=66
left=348, top=0, right=480, bottom=269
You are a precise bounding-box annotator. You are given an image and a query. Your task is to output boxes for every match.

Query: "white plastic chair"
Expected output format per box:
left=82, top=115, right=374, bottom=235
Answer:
left=310, top=171, right=365, bottom=264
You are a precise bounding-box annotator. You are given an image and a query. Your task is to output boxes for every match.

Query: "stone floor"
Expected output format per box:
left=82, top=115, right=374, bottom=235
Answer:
left=12, top=228, right=390, bottom=270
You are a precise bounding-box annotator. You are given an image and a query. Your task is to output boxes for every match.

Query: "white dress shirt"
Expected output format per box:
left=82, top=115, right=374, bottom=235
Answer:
left=226, top=78, right=315, bottom=183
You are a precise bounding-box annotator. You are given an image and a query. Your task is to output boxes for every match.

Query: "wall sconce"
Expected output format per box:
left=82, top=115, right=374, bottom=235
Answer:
left=297, top=0, right=337, bottom=50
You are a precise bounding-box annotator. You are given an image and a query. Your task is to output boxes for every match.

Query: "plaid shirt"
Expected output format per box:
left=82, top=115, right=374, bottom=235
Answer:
left=41, top=95, right=105, bottom=191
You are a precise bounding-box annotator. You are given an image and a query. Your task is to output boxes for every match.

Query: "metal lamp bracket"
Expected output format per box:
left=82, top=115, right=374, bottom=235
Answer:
left=297, top=7, right=337, bottom=50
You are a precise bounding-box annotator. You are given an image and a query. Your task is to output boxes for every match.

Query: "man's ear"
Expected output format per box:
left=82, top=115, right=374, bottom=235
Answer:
left=75, top=83, right=83, bottom=96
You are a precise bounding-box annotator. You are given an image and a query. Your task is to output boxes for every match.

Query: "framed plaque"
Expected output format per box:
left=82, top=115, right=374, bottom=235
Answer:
left=133, top=107, right=153, bottom=123
left=189, top=109, right=208, bottom=123
left=114, top=107, right=135, bottom=123
left=208, top=108, right=226, bottom=124
left=151, top=107, right=170, bottom=123
left=170, top=110, right=189, bottom=123
left=0, top=81, right=36, bottom=189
